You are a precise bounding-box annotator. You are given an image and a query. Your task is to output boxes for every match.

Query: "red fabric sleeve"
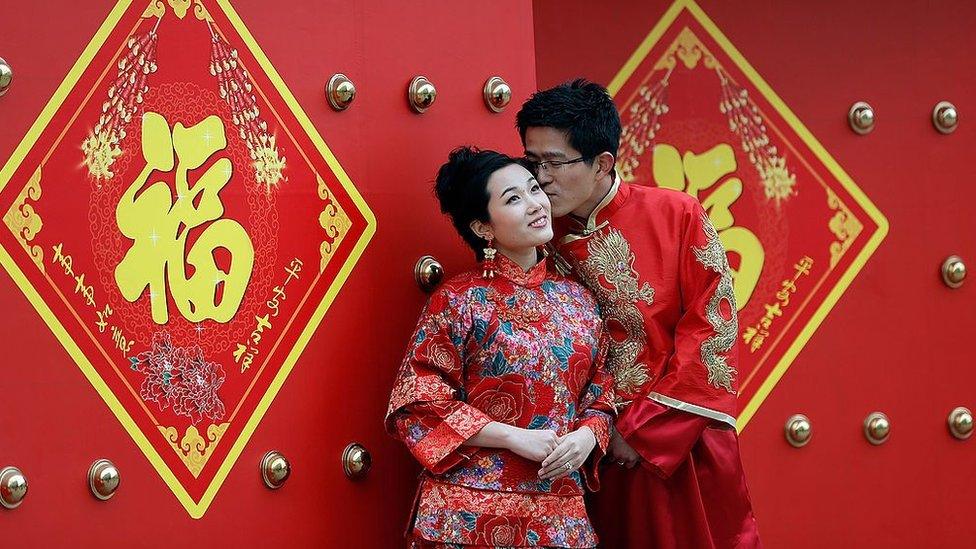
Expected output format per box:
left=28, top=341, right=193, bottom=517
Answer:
left=616, top=397, right=711, bottom=479
left=385, top=288, right=493, bottom=474
left=652, top=201, right=739, bottom=422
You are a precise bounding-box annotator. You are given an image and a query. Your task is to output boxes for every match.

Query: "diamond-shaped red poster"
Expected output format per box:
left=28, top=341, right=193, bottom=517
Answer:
left=0, top=0, right=374, bottom=517
left=609, top=0, right=888, bottom=428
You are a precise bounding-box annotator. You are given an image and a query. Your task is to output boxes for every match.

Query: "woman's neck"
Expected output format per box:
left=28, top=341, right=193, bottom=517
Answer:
left=495, top=245, right=540, bottom=272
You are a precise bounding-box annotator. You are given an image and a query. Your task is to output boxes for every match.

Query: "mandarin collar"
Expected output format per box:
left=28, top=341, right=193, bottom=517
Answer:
left=495, top=252, right=548, bottom=287
left=558, top=174, right=630, bottom=244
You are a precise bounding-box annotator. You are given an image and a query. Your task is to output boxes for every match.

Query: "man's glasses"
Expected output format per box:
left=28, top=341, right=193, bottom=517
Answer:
left=524, top=156, right=590, bottom=173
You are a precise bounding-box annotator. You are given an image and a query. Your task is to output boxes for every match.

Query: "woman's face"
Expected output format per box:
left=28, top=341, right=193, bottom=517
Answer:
left=475, top=163, right=553, bottom=255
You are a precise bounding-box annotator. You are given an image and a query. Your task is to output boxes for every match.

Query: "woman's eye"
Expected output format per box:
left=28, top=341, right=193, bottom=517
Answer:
left=530, top=184, right=542, bottom=192
left=506, top=195, right=520, bottom=204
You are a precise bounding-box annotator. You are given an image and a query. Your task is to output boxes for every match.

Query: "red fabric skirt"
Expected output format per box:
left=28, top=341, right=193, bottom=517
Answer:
left=590, top=399, right=762, bottom=548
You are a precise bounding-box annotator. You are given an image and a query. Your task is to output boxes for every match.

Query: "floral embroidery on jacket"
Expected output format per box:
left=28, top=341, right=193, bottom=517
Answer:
left=386, top=255, right=615, bottom=547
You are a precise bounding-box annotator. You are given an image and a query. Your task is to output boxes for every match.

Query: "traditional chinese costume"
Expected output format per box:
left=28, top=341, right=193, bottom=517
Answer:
left=386, top=254, right=616, bottom=548
left=552, top=177, right=762, bottom=548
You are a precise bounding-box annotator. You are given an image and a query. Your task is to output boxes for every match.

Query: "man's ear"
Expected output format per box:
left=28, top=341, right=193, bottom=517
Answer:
left=469, top=219, right=493, bottom=241
left=594, top=151, right=616, bottom=179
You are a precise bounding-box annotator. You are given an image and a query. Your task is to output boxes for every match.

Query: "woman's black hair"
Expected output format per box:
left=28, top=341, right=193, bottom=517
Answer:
left=434, top=146, right=519, bottom=259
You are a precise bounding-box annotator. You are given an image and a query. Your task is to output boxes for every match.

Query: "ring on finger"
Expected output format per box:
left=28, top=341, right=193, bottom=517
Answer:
left=563, top=462, right=572, bottom=471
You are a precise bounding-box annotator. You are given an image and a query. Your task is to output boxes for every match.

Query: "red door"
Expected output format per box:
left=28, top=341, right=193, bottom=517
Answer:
left=2, top=1, right=973, bottom=547
left=534, top=1, right=974, bottom=547
left=0, top=0, right=536, bottom=545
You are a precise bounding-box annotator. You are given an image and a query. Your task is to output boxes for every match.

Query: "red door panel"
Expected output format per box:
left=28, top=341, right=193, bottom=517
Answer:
left=0, top=1, right=536, bottom=545
left=534, top=1, right=974, bottom=547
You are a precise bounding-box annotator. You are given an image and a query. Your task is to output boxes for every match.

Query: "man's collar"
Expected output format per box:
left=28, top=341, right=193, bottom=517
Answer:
left=560, top=174, right=627, bottom=242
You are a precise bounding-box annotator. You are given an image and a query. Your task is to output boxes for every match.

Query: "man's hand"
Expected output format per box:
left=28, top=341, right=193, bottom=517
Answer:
left=609, top=428, right=641, bottom=469
left=538, top=427, right=597, bottom=480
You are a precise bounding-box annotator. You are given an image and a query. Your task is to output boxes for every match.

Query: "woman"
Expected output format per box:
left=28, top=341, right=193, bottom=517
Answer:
left=385, top=147, right=616, bottom=548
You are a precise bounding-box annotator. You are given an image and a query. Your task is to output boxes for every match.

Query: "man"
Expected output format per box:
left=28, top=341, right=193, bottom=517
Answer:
left=518, top=79, right=761, bottom=548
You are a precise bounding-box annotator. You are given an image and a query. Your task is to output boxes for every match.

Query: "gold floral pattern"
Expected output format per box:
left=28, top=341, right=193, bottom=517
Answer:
left=317, top=174, right=352, bottom=272
left=826, top=187, right=863, bottom=267
left=691, top=214, right=738, bottom=393
left=159, top=422, right=230, bottom=477
left=141, top=1, right=165, bottom=19
left=575, top=229, right=655, bottom=395
left=653, top=27, right=719, bottom=71
left=3, top=167, right=44, bottom=272
left=193, top=0, right=214, bottom=22
left=141, top=0, right=211, bottom=22
left=167, top=0, right=191, bottom=19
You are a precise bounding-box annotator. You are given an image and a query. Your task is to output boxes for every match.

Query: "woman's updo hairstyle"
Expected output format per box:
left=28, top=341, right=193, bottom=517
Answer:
left=434, top=146, right=519, bottom=259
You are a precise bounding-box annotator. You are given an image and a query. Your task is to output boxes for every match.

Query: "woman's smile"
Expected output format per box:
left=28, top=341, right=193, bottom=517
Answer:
left=528, top=215, right=549, bottom=229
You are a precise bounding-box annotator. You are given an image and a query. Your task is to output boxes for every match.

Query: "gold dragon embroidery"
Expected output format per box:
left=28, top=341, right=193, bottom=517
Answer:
left=692, top=214, right=738, bottom=393
left=575, top=229, right=655, bottom=395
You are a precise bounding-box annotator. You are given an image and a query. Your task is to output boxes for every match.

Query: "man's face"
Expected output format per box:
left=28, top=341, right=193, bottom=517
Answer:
left=523, top=126, right=600, bottom=218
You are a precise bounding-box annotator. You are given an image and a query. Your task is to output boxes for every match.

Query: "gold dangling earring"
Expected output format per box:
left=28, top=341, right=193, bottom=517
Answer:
left=482, top=237, right=497, bottom=279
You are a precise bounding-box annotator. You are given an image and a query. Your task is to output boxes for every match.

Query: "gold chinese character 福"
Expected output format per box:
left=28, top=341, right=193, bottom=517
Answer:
left=115, top=112, right=254, bottom=324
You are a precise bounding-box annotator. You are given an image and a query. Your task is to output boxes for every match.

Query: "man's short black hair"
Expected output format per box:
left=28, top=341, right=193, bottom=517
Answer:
left=516, top=78, right=622, bottom=160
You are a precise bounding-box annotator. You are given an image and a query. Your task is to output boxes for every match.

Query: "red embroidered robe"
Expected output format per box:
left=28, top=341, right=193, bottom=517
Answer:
left=553, top=178, right=762, bottom=548
left=386, top=255, right=616, bottom=548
